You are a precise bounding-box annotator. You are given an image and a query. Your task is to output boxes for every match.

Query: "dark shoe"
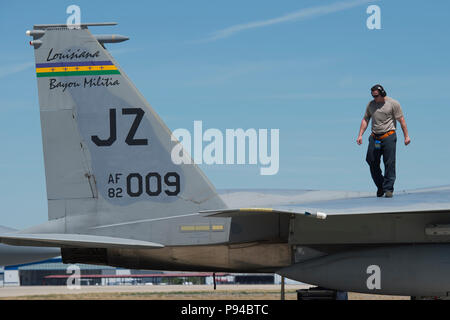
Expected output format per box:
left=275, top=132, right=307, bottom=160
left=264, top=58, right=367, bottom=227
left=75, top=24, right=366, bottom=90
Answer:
left=377, top=189, right=384, bottom=197
left=385, top=191, right=393, bottom=198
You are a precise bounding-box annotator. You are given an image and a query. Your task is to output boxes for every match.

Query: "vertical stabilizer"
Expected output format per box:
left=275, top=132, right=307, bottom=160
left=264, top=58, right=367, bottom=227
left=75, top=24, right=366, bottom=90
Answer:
left=29, top=24, right=227, bottom=227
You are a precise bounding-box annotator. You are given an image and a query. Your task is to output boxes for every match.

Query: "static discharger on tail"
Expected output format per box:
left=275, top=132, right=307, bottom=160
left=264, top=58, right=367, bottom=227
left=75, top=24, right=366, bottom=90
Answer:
left=0, top=22, right=450, bottom=298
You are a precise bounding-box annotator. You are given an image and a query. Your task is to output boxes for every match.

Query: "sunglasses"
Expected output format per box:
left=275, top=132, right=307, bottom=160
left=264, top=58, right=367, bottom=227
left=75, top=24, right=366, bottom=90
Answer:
left=372, top=94, right=380, bottom=98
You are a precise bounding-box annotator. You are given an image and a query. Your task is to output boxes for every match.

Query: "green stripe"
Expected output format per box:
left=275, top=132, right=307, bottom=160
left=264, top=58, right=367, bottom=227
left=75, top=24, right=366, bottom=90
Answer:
left=36, top=70, right=121, bottom=77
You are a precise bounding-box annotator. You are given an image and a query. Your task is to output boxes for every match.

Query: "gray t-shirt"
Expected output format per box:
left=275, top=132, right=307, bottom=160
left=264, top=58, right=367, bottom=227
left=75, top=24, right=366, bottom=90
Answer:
left=364, top=96, right=404, bottom=134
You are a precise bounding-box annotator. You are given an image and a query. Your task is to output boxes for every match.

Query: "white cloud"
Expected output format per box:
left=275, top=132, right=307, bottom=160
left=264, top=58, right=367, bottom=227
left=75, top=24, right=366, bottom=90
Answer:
left=204, top=0, right=375, bottom=42
left=0, top=61, right=34, bottom=79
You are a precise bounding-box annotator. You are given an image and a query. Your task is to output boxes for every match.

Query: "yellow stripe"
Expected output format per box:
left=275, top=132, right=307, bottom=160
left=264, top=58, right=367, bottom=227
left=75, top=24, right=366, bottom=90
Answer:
left=180, top=226, right=196, bottom=231
left=239, top=208, right=273, bottom=213
left=180, top=225, right=210, bottom=232
left=195, top=225, right=210, bottom=231
left=36, top=65, right=117, bottom=73
left=180, top=225, right=225, bottom=232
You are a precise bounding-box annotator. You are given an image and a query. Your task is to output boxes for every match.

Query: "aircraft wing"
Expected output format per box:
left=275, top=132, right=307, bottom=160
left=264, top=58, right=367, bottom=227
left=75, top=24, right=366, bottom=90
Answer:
left=276, top=185, right=450, bottom=215
left=206, top=186, right=450, bottom=245
left=201, top=207, right=328, bottom=219
left=211, top=186, right=450, bottom=216
left=0, top=233, right=164, bottom=249
left=215, top=186, right=450, bottom=296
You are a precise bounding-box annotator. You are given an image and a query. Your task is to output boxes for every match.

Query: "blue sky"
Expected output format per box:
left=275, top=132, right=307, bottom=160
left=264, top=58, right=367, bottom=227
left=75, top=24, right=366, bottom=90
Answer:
left=1, top=1, right=449, bottom=228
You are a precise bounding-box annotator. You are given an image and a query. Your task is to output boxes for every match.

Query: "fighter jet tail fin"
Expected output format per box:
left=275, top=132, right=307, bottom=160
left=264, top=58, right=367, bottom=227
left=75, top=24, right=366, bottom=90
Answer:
left=28, top=23, right=226, bottom=227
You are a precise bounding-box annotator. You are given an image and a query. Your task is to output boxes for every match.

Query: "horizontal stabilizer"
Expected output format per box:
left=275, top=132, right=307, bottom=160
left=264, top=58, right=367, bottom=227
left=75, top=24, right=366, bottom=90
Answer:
left=0, top=233, right=164, bottom=249
left=200, top=208, right=327, bottom=219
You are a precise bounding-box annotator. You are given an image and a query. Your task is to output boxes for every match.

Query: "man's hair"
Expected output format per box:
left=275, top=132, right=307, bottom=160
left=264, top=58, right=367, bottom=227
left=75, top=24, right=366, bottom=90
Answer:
left=371, top=84, right=387, bottom=97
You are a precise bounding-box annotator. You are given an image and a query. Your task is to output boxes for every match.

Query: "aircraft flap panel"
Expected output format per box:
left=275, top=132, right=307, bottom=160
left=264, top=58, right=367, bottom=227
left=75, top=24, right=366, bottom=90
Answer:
left=289, top=210, right=450, bottom=245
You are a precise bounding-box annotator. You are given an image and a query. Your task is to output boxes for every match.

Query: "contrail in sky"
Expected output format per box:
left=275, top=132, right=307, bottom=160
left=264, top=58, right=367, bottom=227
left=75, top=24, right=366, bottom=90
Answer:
left=0, top=61, right=34, bottom=79
left=204, top=0, right=375, bottom=42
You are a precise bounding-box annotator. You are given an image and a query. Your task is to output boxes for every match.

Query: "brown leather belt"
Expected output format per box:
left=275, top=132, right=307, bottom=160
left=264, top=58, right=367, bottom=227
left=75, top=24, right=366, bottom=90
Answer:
left=371, top=130, right=395, bottom=140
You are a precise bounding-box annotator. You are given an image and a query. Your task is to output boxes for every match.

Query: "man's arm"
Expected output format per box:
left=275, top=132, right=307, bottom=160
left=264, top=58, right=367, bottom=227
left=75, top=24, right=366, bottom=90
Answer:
left=398, top=116, right=411, bottom=145
left=357, top=118, right=368, bottom=145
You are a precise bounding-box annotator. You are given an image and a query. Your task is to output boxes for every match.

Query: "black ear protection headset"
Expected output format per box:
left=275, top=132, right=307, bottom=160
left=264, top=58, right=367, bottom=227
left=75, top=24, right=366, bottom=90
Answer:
left=371, top=84, right=386, bottom=97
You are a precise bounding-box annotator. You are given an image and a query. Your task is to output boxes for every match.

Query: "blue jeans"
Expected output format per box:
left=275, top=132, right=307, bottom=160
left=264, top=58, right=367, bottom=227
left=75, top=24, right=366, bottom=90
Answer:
left=366, top=132, right=397, bottom=192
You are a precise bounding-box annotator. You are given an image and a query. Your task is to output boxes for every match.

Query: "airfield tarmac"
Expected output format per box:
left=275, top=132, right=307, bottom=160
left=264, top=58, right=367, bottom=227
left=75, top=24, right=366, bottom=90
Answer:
left=0, top=284, right=409, bottom=300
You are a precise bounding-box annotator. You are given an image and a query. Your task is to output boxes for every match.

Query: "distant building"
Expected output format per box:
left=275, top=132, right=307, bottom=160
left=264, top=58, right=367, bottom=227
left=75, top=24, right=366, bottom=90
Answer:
left=20, top=260, right=115, bottom=286
left=234, top=273, right=275, bottom=284
left=2, top=259, right=287, bottom=286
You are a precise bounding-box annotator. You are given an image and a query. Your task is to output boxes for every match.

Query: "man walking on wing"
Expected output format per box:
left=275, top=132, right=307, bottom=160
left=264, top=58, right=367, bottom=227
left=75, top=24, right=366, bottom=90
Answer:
left=357, top=84, right=411, bottom=198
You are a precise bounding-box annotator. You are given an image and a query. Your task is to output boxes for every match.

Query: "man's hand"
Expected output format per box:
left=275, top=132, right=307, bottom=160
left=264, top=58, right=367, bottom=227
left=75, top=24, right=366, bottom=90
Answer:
left=398, top=117, right=410, bottom=146
left=404, top=136, right=411, bottom=146
left=357, top=119, right=368, bottom=146
left=357, top=136, right=363, bottom=145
